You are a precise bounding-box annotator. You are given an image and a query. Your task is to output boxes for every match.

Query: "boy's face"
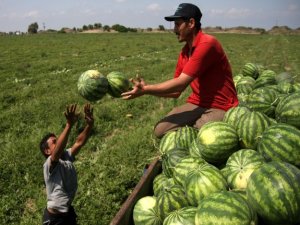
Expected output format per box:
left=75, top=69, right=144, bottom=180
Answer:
left=45, top=136, right=57, bottom=156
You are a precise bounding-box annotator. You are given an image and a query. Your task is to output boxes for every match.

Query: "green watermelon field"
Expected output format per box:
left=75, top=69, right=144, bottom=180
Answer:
left=0, top=32, right=299, bottom=225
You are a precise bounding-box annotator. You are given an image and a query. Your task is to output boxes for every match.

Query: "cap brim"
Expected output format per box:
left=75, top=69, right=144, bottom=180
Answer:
left=164, top=15, right=184, bottom=21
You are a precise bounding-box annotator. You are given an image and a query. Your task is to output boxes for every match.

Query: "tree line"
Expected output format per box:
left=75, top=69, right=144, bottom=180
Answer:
left=27, top=22, right=166, bottom=34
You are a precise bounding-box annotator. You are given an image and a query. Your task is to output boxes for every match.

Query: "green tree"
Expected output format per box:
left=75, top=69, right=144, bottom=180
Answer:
left=158, top=25, right=165, bottom=31
left=103, top=25, right=110, bottom=32
left=28, top=22, right=39, bottom=34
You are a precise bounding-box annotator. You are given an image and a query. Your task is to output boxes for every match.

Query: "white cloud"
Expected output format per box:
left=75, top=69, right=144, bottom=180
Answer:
left=210, top=8, right=252, bottom=19
left=147, top=3, right=161, bottom=12
left=24, top=10, right=39, bottom=18
left=114, top=0, right=126, bottom=2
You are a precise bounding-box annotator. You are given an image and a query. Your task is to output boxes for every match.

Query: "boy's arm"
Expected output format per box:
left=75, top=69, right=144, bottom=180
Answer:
left=70, top=103, right=94, bottom=157
left=51, top=104, right=78, bottom=162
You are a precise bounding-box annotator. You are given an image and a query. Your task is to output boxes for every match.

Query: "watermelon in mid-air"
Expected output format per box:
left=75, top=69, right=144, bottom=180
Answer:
left=106, top=71, right=131, bottom=98
left=77, top=70, right=108, bottom=102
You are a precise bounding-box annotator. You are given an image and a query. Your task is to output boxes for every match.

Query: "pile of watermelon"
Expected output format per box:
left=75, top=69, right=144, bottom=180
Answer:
left=133, top=63, right=300, bottom=225
left=77, top=70, right=131, bottom=101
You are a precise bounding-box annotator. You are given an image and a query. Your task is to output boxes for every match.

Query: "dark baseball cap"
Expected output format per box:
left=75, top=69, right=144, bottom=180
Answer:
left=165, top=3, right=202, bottom=21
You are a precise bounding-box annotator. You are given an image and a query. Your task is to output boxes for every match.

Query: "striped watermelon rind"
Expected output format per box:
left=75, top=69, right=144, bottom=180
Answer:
left=257, top=123, right=300, bottom=167
left=236, top=111, right=271, bottom=149
left=163, top=206, right=197, bottom=225
left=133, top=196, right=161, bottom=225
left=197, top=121, right=240, bottom=164
left=241, top=63, right=259, bottom=79
left=77, top=70, right=108, bottom=101
left=156, top=185, right=189, bottom=221
left=246, top=161, right=300, bottom=224
left=222, top=149, right=265, bottom=189
left=184, top=163, right=228, bottom=206
left=106, top=71, right=131, bottom=98
left=275, top=92, right=300, bottom=128
left=195, top=191, right=257, bottom=225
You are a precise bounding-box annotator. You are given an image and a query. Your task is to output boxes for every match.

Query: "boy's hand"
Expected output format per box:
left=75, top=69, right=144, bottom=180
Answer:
left=64, top=104, right=79, bottom=126
left=84, top=103, right=94, bottom=126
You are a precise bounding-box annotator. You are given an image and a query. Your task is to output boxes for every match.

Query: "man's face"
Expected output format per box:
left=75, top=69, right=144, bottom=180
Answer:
left=45, top=136, right=57, bottom=156
left=174, top=18, right=192, bottom=42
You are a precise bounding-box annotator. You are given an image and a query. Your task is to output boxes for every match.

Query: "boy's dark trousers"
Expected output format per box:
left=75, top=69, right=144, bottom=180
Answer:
left=42, top=206, right=77, bottom=225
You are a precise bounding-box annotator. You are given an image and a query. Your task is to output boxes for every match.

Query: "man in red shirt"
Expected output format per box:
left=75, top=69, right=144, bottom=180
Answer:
left=122, top=3, right=238, bottom=138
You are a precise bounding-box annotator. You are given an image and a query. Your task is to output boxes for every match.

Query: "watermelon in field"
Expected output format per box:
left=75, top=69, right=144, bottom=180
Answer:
left=162, top=147, right=189, bottom=178
left=184, top=163, right=228, bottom=206
left=195, top=191, right=257, bottom=225
left=221, top=149, right=265, bottom=189
left=172, top=156, right=206, bottom=187
left=159, top=131, right=177, bottom=155
left=241, top=62, right=259, bottom=79
left=174, top=126, right=198, bottom=149
left=223, top=105, right=251, bottom=129
left=197, top=121, right=240, bottom=165
left=236, top=111, right=271, bottom=149
left=153, top=173, right=175, bottom=197
left=257, top=123, right=300, bottom=167
left=163, top=206, right=197, bottom=225
left=275, top=92, right=300, bottom=128
left=106, top=71, right=131, bottom=98
left=247, top=87, right=279, bottom=117
left=77, top=70, right=108, bottom=101
left=133, top=196, right=161, bottom=225
left=246, top=161, right=300, bottom=224
left=156, top=184, right=189, bottom=221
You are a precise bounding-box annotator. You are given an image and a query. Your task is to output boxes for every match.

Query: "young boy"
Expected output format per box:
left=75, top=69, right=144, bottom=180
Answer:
left=39, top=103, right=94, bottom=225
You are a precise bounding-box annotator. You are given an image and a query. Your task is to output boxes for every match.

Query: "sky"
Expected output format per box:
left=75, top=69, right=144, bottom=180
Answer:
left=0, top=0, right=299, bottom=32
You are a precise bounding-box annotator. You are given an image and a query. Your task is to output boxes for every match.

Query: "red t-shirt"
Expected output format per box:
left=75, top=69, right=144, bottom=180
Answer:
left=174, top=31, right=238, bottom=111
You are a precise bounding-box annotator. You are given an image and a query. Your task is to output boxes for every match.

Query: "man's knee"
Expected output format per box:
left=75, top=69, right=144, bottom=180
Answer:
left=194, top=108, right=226, bottom=129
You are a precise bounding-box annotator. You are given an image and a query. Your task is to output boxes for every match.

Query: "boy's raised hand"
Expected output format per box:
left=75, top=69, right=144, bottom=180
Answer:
left=64, top=104, right=79, bottom=126
left=84, top=103, right=94, bottom=126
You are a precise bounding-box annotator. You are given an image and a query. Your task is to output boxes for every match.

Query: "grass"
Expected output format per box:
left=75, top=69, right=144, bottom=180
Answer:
left=0, top=32, right=299, bottom=225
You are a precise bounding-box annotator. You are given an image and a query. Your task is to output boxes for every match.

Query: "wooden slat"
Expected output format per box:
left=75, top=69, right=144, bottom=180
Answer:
left=110, top=157, right=162, bottom=225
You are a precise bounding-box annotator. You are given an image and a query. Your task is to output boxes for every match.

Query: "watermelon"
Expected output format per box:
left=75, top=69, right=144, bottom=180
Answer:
left=235, top=76, right=256, bottom=87
left=197, top=121, right=240, bottom=165
left=162, top=147, right=189, bottom=178
left=241, top=62, right=259, bottom=79
left=184, top=163, right=228, bottom=206
left=223, top=106, right=251, bottom=129
left=159, top=131, right=177, bottom=155
left=277, top=81, right=295, bottom=94
left=156, top=184, right=189, bottom=221
left=247, top=87, right=279, bottom=117
left=163, top=206, right=197, bottom=225
left=153, top=173, right=175, bottom=197
left=174, top=126, right=198, bottom=149
left=236, top=111, right=271, bottom=149
left=275, top=92, right=300, bottom=128
left=246, top=161, right=300, bottom=224
left=195, top=191, right=257, bottom=225
left=221, top=149, right=265, bottom=189
left=236, top=83, right=253, bottom=95
left=172, top=156, right=206, bottom=187
left=77, top=70, right=108, bottom=101
left=253, top=75, right=277, bottom=89
left=237, top=93, right=249, bottom=106
left=133, top=196, right=161, bottom=225
left=257, top=123, right=300, bottom=167
left=188, top=139, right=204, bottom=158
left=106, top=71, right=131, bottom=98
left=258, top=69, right=276, bottom=79
left=233, top=74, right=243, bottom=86
left=293, top=82, right=300, bottom=92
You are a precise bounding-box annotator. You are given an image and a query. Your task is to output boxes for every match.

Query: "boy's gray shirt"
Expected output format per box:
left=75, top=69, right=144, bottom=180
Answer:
left=43, top=149, right=78, bottom=213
